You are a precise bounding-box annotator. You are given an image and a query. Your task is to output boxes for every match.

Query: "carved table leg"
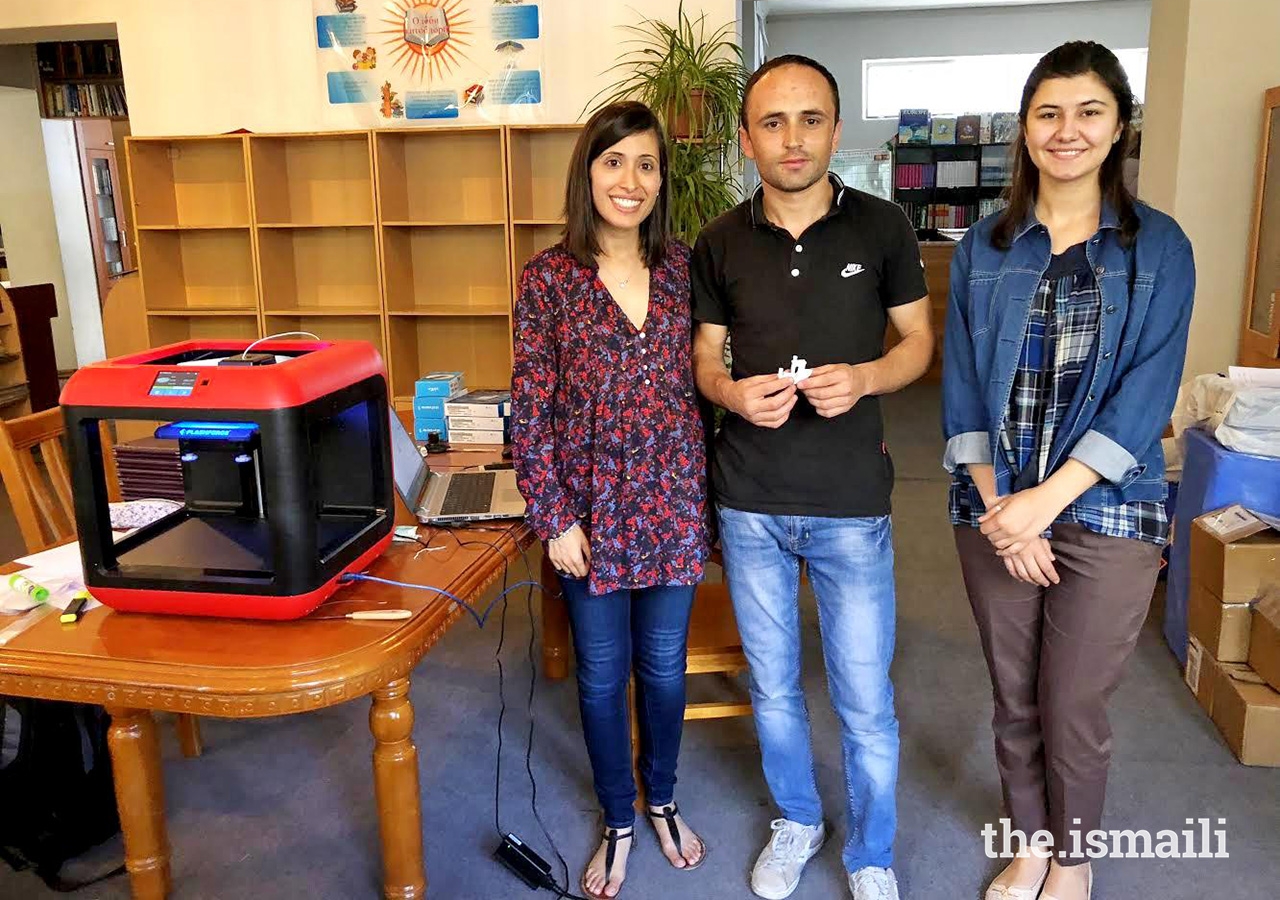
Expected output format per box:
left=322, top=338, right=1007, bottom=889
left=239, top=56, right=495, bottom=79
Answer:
left=370, top=678, right=425, bottom=900
left=540, top=553, right=570, bottom=680
left=106, top=707, right=171, bottom=900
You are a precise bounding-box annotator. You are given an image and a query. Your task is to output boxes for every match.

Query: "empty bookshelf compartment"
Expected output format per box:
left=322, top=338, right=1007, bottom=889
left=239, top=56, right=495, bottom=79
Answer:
left=128, top=137, right=250, bottom=228
left=389, top=315, right=511, bottom=398
left=512, top=223, right=564, bottom=281
left=146, top=312, right=260, bottom=346
left=258, top=226, right=380, bottom=313
left=263, top=313, right=385, bottom=360
left=382, top=224, right=509, bottom=315
left=376, top=128, right=506, bottom=223
left=250, top=133, right=374, bottom=225
left=507, top=127, right=580, bottom=222
left=138, top=229, right=257, bottom=310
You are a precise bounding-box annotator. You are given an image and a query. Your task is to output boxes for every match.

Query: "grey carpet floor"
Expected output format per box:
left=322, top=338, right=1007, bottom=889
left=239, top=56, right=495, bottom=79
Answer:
left=2, top=383, right=1277, bottom=899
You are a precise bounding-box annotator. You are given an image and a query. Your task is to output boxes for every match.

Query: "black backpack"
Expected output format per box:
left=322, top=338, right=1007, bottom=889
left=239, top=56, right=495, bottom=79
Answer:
left=0, top=697, right=125, bottom=891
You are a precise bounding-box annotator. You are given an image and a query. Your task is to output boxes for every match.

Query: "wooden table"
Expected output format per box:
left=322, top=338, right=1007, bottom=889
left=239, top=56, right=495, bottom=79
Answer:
left=0, top=518, right=535, bottom=899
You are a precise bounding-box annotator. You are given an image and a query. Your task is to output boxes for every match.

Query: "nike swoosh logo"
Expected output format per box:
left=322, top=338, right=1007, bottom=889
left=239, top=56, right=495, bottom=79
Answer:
left=841, top=263, right=864, bottom=278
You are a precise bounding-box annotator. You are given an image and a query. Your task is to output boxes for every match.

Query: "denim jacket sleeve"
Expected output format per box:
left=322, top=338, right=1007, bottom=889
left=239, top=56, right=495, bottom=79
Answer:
left=941, top=230, right=991, bottom=473
left=1068, top=232, right=1195, bottom=485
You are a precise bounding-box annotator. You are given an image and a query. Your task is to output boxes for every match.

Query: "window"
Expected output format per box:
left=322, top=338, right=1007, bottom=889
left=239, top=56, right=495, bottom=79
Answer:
left=862, top=49, right=1148, bottom=120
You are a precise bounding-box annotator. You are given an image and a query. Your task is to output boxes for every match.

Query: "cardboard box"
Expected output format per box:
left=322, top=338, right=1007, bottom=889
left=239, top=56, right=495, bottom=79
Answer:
left=1248, top=588, right=1280, bottom=694
left=1184, top=636, right=1218, bottom=713
left=1190, top=509, right=1280, bottom=604
left=1187, top=580, right=1253, bottom=662
left=1210, top=663, right=1280, bottom=767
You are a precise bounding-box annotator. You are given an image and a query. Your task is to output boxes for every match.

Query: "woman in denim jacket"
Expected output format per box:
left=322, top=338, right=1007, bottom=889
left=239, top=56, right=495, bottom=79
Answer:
left=942, top=42, right=1195, bottom=900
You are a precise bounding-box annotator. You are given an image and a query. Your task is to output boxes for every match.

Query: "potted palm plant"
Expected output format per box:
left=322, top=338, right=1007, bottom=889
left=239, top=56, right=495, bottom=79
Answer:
left=586, top=2, right=748, bottom=244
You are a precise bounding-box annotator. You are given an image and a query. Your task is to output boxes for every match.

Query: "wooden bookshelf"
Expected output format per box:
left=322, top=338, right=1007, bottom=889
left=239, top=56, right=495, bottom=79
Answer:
left=127, top=136, right=250, bottom=228
left=0, top=288, right=30, bottom=418
left=145, top=311, right=261, bottom=347
left=388, top=315, right=511, bottom=396
left=507, top=125, right=579, bottom=324
left=507, top=126, right=580, bottom=222
left=136, top=228, right=257, bottom=311
left=375, top=127, right=506, bottom=224
left=36, top=40, right=128, bottom=119
left=119, top=126, right=588, bottom=397
left=249, top=133, right=374, bottom=226
left=257, top=226, right=381, bottom=313
left=382, top=224, right=509, bottom=315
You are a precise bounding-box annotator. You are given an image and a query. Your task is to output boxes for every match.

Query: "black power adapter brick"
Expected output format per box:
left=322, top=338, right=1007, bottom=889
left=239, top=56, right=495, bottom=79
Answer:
left=495, top=832, right=554, bottom=890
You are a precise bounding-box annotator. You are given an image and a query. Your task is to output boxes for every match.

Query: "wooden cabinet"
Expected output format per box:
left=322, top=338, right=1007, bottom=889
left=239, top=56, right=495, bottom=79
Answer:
left=1240, top=86, right=1280, bottom=368
left=75, top=119, right=135, bottom=308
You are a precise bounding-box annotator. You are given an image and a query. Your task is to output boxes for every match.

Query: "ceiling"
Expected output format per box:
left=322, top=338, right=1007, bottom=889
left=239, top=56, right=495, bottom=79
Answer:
left=767, top=0, right=1104, bottom=16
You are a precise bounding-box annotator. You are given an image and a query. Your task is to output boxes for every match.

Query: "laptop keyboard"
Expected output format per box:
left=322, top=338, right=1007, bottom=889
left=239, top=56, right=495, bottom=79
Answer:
left=439, top=472, right=496, bottom=517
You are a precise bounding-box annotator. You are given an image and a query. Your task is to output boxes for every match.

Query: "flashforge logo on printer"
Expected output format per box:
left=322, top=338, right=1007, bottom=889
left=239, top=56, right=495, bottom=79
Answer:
left=404, top=5, right=449, bottom=48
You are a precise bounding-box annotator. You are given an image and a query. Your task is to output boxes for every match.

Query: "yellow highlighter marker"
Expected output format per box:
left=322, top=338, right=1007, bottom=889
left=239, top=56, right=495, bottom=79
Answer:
left=60, top=592, right=90, bottom=624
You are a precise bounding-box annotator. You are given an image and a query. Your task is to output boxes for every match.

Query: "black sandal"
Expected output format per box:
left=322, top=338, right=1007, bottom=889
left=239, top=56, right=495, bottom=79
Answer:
left=581, top=826, right=633, bottom=900
left=647, top=803, right=706, bottom=871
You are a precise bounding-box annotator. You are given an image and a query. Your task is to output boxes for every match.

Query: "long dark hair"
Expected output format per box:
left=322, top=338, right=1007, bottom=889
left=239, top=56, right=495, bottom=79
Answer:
left=563, top=101, right=670, bottom=269
left=991, top=41, right=1139, bottom=249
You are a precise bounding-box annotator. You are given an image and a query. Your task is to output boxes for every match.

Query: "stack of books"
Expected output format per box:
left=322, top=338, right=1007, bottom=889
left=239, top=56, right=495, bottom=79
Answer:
left=444, top=390, right=512, bottom=445
left=114, top=438, right=184, bottom=502
left=413, top=372, right=465, bottom=442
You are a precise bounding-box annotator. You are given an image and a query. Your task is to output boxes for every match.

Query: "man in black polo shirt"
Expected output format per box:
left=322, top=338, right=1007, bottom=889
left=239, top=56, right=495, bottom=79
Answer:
left=691, top=55, right=933, bottom=900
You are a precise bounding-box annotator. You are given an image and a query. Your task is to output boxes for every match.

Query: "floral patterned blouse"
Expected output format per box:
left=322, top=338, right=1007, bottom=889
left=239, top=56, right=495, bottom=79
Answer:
left=511, top=242, right=709, bottom=596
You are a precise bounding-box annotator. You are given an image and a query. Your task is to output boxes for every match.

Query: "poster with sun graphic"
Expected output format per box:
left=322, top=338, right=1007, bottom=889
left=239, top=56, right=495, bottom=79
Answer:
left=315, top=0, right=543, bottom=124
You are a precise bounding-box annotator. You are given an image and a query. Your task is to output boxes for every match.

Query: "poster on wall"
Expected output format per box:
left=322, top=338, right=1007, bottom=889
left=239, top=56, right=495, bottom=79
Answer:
left=314, top=0, right=544, bottom=124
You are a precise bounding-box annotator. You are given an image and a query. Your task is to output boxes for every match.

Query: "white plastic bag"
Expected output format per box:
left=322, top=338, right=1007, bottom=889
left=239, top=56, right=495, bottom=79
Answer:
left=1172, top=374, right=1280, bottom=458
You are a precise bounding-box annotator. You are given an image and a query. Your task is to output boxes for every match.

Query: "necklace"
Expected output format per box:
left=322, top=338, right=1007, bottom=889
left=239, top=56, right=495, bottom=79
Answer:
left=599, top=258, right=642, bottom=290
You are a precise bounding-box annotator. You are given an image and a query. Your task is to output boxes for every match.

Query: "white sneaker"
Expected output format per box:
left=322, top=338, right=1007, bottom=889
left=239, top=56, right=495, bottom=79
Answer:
left=751, top=819, right=826, bottom=900
left=849, top=866, right=899, bottom=900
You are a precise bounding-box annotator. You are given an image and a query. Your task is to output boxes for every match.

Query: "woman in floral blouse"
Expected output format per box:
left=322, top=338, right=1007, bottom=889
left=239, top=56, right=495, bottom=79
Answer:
left=511, top=101, right=709, bottom=900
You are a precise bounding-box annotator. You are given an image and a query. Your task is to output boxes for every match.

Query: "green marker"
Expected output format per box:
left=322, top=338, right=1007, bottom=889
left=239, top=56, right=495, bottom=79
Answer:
left=9, top=573, right=49, bottom=603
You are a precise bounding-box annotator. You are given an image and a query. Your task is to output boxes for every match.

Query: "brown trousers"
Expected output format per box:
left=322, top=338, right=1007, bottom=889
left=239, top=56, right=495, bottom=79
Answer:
left=954, top=523, right=1162, bottom=862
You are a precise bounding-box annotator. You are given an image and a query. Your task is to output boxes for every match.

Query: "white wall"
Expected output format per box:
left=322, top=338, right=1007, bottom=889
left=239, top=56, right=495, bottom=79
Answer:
left=0, top=0, right=738, bottom=135
left=767, top=0, right=1151, bottom=149
left=0, top=85, right=76, bottom=368
left=42, top=118, right=105, bottom=366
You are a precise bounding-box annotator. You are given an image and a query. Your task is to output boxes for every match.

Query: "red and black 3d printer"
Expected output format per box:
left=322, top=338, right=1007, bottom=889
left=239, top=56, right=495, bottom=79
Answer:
left=59, top=340, right=394, bottom=620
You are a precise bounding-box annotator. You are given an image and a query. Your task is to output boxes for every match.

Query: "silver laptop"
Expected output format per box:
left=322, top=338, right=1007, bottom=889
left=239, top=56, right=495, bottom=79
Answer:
left=388, top=410, right=526, bottom=524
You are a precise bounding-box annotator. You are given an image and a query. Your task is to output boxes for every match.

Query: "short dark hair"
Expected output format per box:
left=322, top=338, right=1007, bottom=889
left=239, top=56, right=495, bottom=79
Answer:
left=563, top=101, right=670, bottom=269
left=740, top=54, right=841, bottom=130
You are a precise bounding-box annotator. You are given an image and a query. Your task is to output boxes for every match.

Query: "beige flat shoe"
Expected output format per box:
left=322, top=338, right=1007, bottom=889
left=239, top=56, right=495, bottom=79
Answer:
left=1041, top=863, right=1092, bottom=900
left=985, top=860, right=1049, bottom=900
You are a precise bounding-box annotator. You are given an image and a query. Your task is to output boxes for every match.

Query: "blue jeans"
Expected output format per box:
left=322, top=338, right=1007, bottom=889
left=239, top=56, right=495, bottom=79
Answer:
left=559, top=577, right=696, bottom=829
left=716, top=506, right=899, bottom=872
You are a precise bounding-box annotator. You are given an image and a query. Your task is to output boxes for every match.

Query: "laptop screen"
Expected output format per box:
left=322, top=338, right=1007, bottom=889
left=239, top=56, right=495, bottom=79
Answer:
left=388, top=409, right=429, bottom=510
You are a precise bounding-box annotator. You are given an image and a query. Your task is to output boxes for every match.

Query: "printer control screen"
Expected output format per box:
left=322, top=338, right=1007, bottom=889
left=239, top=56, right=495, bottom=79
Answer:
left=149, top=370, right=200, bottom=397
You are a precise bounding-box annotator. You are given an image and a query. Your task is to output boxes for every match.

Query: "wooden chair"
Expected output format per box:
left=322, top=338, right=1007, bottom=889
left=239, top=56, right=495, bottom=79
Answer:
left=0, top=407, right=204, bottom=758
left=629, top=556, right=752, bottom=803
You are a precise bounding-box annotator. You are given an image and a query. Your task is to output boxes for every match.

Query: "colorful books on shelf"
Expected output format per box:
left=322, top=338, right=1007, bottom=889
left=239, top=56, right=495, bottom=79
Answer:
left=956, top=115, right=981, bottom=145
left=979, top=114, right=994, bottom=144
left=935, top=160, right=978, bottom=188
left=980, top=145, right=1014, bottom=187
left=978, top=198, right=1010, bottom=219
left=897, top=109, right=931, bottom=145
left=991, top=112, right=1019, bottom=144
left=894, top=162, right=936, bottom=190
left=42, top=82, right=127, bottom=117
left=930, top=117, right=957, bottom=145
